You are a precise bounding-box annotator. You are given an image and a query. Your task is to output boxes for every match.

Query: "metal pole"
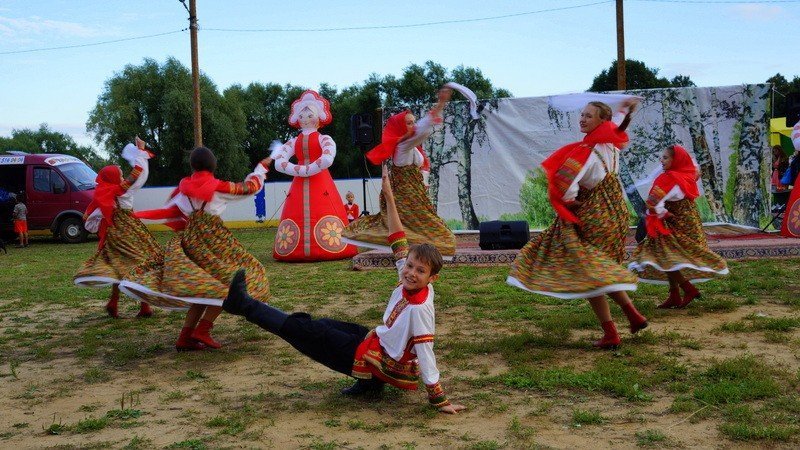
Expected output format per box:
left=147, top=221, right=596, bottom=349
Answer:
left=616, top=0, right=626, bottom=90
left=189, top=0, right=202, bottom=147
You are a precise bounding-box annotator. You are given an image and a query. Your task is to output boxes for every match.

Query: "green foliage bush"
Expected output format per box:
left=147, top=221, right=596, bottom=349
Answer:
left=519, top=169, right=555, bottom=228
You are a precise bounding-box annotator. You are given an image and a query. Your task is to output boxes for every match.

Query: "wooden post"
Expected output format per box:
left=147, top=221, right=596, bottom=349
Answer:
left=189, top=0, right=202, bottom=147
left=616, top=0, right=626, bottom=90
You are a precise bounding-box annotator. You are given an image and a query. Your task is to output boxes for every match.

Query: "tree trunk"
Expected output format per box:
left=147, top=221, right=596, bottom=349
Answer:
left=732, top=85, right=769, bottom=226
left=679, top=88, right=731, bottom=222
left=455, top=104, right=480, bottom=229
left=619, top=163, right=646, bottom=214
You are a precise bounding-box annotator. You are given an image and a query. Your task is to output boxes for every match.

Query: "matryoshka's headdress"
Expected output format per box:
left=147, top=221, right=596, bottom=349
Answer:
left=288, top=90, right=332, bottom=129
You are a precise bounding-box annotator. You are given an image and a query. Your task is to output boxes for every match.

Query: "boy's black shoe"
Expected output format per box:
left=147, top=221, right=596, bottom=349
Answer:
left=223, top=269, right=252, bottom=316
left=341, top=379, right=385, bottom=397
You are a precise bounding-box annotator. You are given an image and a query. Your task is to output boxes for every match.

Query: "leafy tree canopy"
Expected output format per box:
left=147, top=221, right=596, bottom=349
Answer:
left=88, top=59, right=511, bottom=183
left=766, top=73, right=800, bottom=118
left=589, top=59, right=695, bottom=92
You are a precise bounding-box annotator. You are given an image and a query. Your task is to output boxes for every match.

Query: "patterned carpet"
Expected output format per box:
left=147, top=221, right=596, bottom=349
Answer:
left=352, top=229, right=800, bottom=270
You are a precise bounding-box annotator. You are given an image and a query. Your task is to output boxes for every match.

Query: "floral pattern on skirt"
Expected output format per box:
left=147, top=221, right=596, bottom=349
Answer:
left=120, top=211, right=269, bottom=309
left=342, top=165, right=456, bottom=257
left=74, top=208, right=161, bottom=287
left=628, top=199, right=728, bottom=284
left=507, top=174, right=637, bottom=299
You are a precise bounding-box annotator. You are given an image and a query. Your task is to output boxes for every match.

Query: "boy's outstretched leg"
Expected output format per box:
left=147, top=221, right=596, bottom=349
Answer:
left=224, top=269, right=288, bottom=333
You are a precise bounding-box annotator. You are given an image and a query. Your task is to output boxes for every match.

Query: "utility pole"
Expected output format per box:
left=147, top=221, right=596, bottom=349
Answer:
left=186, top=0, right=203, bottom=147
left=616, top=0, right=626, bottom=90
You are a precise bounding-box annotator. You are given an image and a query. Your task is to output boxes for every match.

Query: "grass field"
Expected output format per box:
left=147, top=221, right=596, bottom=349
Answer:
left=1, top=229, right=799, bottom=449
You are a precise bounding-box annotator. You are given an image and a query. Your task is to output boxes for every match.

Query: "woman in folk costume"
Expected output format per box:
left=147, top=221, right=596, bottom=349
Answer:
left=74, top=137, right=158, bottom=319
left=343, top=87, right=456, bottom=258
left=628, top=145, right=728, bottom=308
left=120, top=147, right=271, bottom=351
left=507, top=100, right=648, bottom=349
left=270, top=90, right=356, bottom=262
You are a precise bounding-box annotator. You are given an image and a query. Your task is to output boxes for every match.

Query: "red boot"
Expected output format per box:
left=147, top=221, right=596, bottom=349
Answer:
left=136, top=302, right=153, bottom=318
left=679, top=281, right=701, bottom=308
left=593, top=320, right=621, bottom=349
left=657, top=288, right=682, bottom=309
left=190, top=319, right=222, bottom=349
left=175, top=327, right=205, bottom=351
left=620, top=302, right=648, bottom=334
left=105, top=290, right=119, bottom=319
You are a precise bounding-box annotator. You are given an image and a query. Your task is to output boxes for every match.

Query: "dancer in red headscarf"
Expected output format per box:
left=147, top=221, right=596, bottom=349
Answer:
left=628, top=145, right=729, bottom=308
left=342, top=87, right=456, bottom=258
left=508, top=100, right=648, bottom=350
left=270, top=90, right=357, bottom=262
left=74, top=137, right=159, bottom=319
left=120, top=147, right=272, bottom=351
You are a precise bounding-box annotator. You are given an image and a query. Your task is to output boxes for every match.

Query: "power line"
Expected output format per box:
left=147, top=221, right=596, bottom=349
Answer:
left=634, top=0, right=800, bottom=3
left=0, top=29, right=186, bottom=55
left=202, top=1, right=614, bottom=33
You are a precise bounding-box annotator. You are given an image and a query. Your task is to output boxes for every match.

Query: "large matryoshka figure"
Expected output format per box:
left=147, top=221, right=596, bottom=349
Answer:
left=271, top=90, right=357, bottom=261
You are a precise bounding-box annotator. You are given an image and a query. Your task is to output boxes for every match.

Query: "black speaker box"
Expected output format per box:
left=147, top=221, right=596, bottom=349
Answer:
left=479, top=220, right=530, bottom=250
left=350, top=113, right=375, bottom=146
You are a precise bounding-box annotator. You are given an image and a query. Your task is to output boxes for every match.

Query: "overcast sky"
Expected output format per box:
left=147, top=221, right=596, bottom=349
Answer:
left=1, top=0, right=797, bottom=148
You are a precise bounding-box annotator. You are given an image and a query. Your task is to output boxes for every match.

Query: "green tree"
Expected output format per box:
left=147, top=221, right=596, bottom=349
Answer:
left=222, top=82, right=305, bottom=182
left=589, top=59, right=694, bottom=91
left=766, top=73, right=800, bottom=117
left=87, top=57, right=248, bottom=186
left=0, top=124, right=106, bottom=170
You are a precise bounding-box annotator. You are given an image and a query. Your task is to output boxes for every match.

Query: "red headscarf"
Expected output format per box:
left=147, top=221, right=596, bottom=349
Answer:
left=645, top=145, right=700, bottom=237
left=85, top=165, right=125, bottom=248
left=541, top=120, right=629, bottom=224
left=178, top=170, right=225, bottom=202
left=366, top=110, right=413, bottom=165
left=652, top=145, right=700, bottom=200
left=135, top=170, right=225, bottom=231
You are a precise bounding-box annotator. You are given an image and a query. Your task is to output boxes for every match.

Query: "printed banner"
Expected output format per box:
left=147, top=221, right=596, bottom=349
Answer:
left=423, top=84, right=770, bottom=228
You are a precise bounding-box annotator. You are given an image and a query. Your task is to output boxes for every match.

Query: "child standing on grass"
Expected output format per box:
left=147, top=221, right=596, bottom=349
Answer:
left=344, top=191, right=359, bottom=223
left=12, top=193, right=28, bottom=248
left=223, top=164, right=465, bottom=413
left=74, top=137, right=159, bottom=319
left=120, top=147, right=272, bottom=351
left=628, top=145, right=728, bottom=308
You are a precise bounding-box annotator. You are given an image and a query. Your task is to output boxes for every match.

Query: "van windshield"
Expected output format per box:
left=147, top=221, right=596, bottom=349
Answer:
left=59, top=162, right=97, bottom=191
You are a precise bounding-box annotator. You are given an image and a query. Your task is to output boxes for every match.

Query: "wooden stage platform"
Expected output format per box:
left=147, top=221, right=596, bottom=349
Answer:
left=351, top=226, right=800, bottom=270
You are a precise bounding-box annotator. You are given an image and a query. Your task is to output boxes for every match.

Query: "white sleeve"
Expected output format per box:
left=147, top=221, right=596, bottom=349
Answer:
left=274, top=134, right=336, bottom=178
left=410, top=307, right=440, bottom=385
left=84, top=209, right=103, bottom=233
left=562, top=152, right=601, bottom=202
left=792, top=122, right=800, bottom=151
left=395, top=257, right=406, bottom=282
left=395, top=114, right=436, bottom=164
left=127, top=153, right=149, bottom=192
left=272, top=138, right=297, bottom=176
left=651, top=185, right=685, bottom=216
left=415, top=341, right=441, bottom=386
left=612, top=105, right=631, bottom=126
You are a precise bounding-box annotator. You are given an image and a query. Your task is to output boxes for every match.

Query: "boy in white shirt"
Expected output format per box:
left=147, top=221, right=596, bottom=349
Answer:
left=223, top=164, right=465, bottom=413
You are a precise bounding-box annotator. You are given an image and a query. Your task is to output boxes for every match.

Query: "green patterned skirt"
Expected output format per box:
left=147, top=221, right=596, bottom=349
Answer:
left=119, top=211, right=270, bottom=310
left=628, top=199, right=728, bottom=284
left=74, top=208, right=161, bottom=287
left=342, top=165, right=456, bottom=257
left=507, top=174, right=637, bottom=299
